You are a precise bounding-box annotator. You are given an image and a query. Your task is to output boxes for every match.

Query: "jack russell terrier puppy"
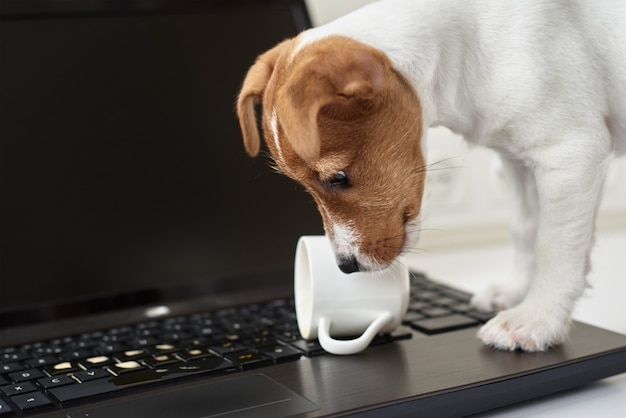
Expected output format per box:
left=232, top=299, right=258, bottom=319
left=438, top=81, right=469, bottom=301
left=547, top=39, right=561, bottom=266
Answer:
left=237, top=0, right=625, bottom=351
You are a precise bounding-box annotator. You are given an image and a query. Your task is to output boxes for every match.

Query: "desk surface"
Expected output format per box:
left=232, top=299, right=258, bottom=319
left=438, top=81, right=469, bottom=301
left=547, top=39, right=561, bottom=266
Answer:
left=405, top=229, right=626, bottom=417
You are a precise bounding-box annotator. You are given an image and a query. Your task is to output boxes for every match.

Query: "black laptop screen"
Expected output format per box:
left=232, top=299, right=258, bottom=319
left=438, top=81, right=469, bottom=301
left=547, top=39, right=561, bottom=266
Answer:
left=0, top=0, right=322, bottom=324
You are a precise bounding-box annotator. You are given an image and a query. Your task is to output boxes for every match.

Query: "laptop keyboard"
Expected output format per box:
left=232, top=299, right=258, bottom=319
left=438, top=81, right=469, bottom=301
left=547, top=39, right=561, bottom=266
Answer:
left=0, top=273, right=494, bottom=416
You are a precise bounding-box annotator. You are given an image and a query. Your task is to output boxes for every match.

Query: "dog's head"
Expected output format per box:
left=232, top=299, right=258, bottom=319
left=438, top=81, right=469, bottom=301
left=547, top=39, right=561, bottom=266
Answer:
left=237, top=35, right=426, bottom=273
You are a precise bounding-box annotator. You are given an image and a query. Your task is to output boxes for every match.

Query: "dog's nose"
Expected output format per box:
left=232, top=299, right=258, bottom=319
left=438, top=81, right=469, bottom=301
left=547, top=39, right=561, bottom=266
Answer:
left=337, top=256, right=360, bottom=274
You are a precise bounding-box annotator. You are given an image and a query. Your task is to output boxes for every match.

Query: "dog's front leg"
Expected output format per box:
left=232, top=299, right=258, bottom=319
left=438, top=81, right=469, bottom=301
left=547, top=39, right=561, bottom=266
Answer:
left=471, top=156, right=538, bottom=312
left=477, top=140, right=610, bottom=351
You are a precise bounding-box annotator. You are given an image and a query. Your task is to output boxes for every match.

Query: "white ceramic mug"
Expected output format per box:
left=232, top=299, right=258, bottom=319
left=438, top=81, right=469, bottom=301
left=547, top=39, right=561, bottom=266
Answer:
left=294, top=235, right=410, bottom=355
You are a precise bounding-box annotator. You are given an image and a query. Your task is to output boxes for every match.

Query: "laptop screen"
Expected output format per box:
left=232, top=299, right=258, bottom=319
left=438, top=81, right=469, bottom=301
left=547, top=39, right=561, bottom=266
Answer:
left=0, top=0, right=321, bottom=326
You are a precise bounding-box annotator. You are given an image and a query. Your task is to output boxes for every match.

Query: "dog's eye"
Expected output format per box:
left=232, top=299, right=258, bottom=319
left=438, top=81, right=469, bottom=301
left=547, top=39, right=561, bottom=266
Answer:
left=323, top=170, right=350, bottom=190
left=330, top=171, right=348, bottom=186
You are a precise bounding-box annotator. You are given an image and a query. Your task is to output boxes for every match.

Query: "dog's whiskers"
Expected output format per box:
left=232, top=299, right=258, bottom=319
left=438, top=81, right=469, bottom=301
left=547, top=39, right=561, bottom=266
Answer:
left=411, top=157, right=466, bottom=176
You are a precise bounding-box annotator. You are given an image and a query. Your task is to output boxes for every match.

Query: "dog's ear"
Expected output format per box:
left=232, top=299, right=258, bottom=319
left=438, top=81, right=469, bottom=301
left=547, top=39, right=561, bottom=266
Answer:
left=276, top=42, right=387, bottom=162
left=237, top=40, right=291, bottom=157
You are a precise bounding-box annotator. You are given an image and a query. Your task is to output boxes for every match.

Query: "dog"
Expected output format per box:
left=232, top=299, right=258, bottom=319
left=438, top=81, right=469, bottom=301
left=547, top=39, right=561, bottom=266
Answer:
left=236, top=0, right=625, bottom=352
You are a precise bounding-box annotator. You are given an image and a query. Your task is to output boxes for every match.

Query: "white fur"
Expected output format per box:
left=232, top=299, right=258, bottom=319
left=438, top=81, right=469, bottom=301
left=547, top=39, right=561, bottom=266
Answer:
left=270, top=107, right=287, bottom=166
left=297, top=0, right=625, bottom=351
left=331, top=221, right=361, bottom=260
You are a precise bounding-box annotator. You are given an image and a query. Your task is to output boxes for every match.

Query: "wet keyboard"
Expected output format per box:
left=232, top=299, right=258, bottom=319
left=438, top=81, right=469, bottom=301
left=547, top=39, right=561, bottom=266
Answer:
left=0, top=273, right=494, bottom=416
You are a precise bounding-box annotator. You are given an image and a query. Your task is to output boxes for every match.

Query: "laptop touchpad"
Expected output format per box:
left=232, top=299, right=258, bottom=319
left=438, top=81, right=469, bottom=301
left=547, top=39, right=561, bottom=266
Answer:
left=69, top=374, right=318, bottom=418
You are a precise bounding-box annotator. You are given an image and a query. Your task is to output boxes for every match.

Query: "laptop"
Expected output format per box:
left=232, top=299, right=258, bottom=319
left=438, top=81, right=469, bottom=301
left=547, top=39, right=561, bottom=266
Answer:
left=1, top=0, right=625, bottom=416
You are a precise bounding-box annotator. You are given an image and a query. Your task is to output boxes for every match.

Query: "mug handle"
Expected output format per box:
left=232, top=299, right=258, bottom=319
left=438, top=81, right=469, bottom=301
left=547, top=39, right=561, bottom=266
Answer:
left=317, top=311, right=394, bottom=355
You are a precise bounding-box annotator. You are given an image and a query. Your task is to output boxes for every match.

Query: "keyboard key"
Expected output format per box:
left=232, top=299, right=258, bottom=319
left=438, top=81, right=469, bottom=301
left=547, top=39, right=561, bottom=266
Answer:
left=409, top=301, right=433, bottom=311
left=115, top=349, right=149, bottom=361
left=8, top=368, right=46, bottom=382
left=402, top=312, right=426, bottom=324
left=440, top=287, right=472, bottom=302
left=44, top=361, right=81, bottom=375
left=11, top=391, right=53, bottom=411
left=143, top=354, right=181, bottom=368
left=108, top=361, right=145, bottom=375
left=150, top=343, right=179, bottom=354
left=0, top=399, right=14, bottom=416
left=80, top=355, right=116, bottom=369
left=37, top=375, right=76, bottom=389
left=449, top=303, right=472, bottom=313
left=420, top=307, right=453, bottom=317
left=224, top=350, right=272, bottom=370
left=73, top=369, right=112, bottom=383
left=1, top=382, right=38, bottom=396
left=370, top=330, right=413, bottom=346
left=431, top=296, right=458, bottom=306
left=290, top=340, right=325, bottom=357
left=409, top=314, right=479, bottom=335
left=177, top=347, right=214, bottom=361
left=466, top=310, right=497, bottom=322
left=25, top=355, right=60, bottom=368
left=260, top=345, right=302, bottom=363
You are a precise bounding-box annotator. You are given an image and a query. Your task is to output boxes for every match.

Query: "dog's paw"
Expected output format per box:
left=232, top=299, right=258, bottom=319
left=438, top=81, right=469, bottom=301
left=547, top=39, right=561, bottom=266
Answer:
left=470, top=283, right=526, bottom=312
left=477, top=305, right=571, bottom=351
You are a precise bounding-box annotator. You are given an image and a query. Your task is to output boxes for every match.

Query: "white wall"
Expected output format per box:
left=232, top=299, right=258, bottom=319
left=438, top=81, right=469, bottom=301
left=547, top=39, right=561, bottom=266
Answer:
left=305, top=0, right=376, bottom=26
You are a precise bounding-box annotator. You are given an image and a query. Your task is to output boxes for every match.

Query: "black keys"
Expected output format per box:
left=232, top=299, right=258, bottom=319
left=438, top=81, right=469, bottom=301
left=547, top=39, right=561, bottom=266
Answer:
left=1, top=362, right=26, bottom=373
left=2, top=284, right=492, bottom=416
left=11, top=391, right=54, bottom=411
left=406, top=274, right=495, bottom=336
left=402, top=312, right=426, bottom=324
left=408, top=314, right=479, bottom=335
left=466, top=310, right=497, bottom=322
left=0, top=382, right=54, bottom=413
left=420, top=307, right=453, bottom=317
left=1, top=351, right=30, bottom=363
left=1, top=381, right=38, bottom=397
